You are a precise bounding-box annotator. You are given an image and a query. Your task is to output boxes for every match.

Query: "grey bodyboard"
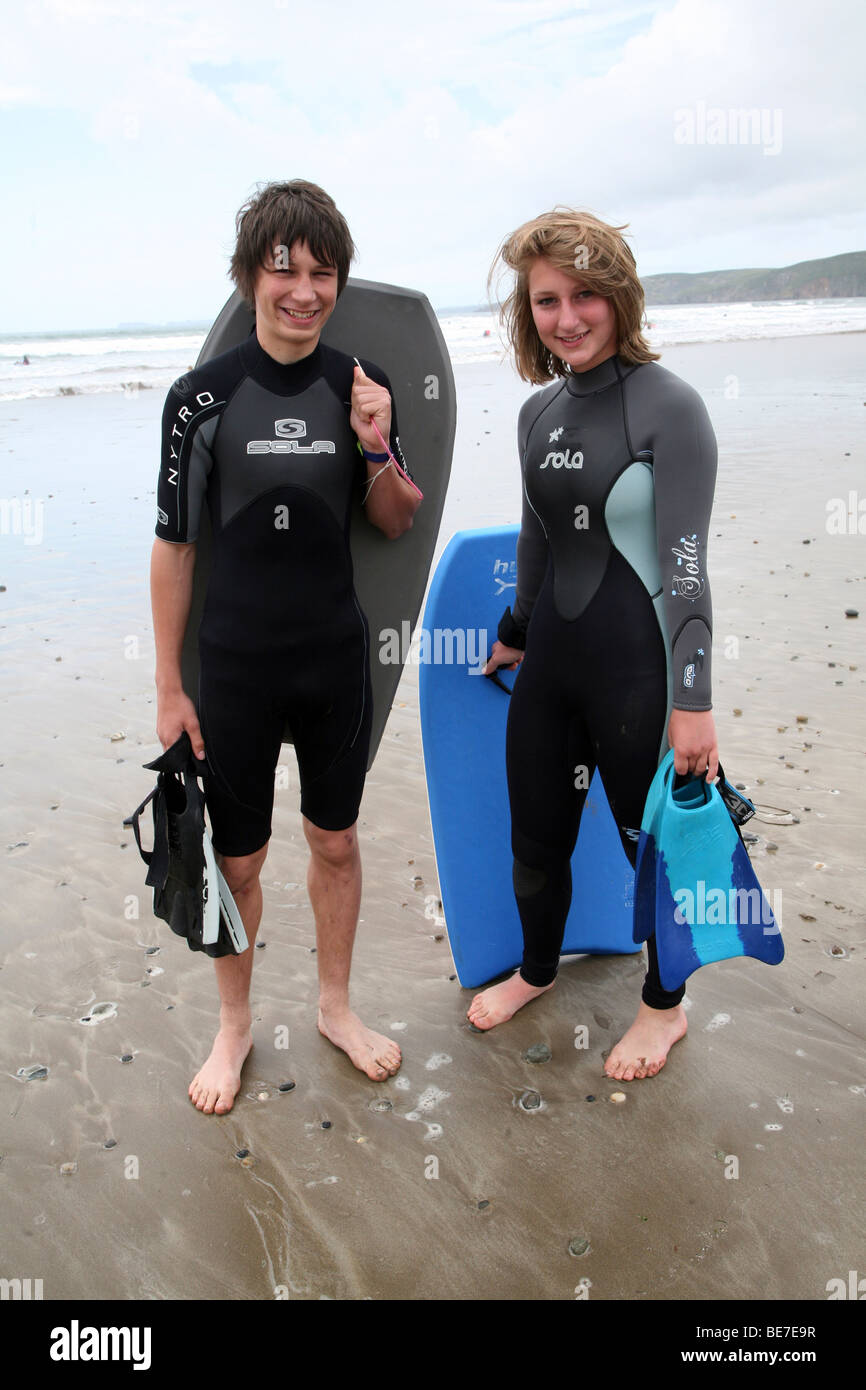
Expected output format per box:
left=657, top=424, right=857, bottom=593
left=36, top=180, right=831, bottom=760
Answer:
left=182, top=278, right=456, bottom=768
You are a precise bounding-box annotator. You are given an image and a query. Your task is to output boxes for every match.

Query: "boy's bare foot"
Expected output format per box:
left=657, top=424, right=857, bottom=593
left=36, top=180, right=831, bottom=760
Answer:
left=189, top=1024, right=253, bottom=1114
left=604, top=1001, right=687, bottom=1081
left=467, top=972, right=554, bottom=1030
left=318, top=1005, right=401, bottom=1080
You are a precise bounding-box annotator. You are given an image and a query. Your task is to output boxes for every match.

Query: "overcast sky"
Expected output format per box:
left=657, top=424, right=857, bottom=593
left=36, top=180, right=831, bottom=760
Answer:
left=3, top=0, right=864, bottom=332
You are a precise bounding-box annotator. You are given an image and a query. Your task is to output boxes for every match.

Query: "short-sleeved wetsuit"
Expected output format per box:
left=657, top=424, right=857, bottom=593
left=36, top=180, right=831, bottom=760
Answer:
left=497, top=353, right=717, bottom=1007
left=155, top=333, right=409, bottom=855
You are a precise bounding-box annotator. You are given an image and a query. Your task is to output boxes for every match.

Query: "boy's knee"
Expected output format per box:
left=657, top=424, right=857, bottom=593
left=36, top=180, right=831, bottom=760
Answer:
left=303, top=818, right=358, bottom=869
left=217, top=845, right=267, bottom=896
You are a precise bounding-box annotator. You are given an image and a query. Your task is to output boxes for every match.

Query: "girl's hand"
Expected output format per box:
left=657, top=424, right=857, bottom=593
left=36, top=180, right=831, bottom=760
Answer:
left=483, top=639, right=524, bottom=676
left=668, top=708, right=718, bottom=782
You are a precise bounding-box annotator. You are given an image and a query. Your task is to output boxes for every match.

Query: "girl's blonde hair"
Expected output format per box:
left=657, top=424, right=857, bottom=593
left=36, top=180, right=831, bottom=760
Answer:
left=489, top=208, right=658, bottom=383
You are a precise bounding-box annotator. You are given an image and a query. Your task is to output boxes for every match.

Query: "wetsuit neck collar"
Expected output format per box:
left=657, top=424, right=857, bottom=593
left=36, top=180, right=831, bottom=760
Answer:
left=564, top=353, right=634, bottom=397
left=240, top=330, right=325, bottom=395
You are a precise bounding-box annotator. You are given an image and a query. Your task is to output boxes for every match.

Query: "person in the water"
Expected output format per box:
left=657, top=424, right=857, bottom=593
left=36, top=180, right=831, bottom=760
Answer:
left=474, top=209, right=719, bottom=1080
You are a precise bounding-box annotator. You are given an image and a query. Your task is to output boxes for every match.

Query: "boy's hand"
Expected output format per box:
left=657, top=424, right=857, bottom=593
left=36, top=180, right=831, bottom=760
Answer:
left=157, top=690, right=205, bottom=761
left=351, top=363, right=392, bottom=453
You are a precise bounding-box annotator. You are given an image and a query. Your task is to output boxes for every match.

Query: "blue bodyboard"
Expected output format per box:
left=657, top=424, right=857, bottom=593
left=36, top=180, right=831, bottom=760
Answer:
left=419, top=526, right=638, bottom=988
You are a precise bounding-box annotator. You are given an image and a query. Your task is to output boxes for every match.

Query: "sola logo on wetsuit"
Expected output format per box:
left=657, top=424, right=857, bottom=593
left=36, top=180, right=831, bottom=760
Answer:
left=247, top=418, right=336, bottom=456
left=670, top=533, right=705, bottom=600
left=539, top=424, right=583, bottom=471
left=540, top=448, right=583, bottom=470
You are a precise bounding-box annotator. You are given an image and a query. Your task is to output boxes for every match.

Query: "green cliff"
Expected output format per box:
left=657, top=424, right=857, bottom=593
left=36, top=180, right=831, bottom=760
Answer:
left=641, top=251, right=866, bottom=305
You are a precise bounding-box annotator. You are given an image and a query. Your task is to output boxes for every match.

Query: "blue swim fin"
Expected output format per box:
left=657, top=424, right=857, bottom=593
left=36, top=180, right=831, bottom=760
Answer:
left=634, top=752, right=784, bottom=990
left=633, top=751, right=673, bottom=944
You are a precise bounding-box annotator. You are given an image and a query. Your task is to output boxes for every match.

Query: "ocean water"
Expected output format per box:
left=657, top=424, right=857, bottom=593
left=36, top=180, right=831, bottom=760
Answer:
left=2, top=298, right=864, bottom=402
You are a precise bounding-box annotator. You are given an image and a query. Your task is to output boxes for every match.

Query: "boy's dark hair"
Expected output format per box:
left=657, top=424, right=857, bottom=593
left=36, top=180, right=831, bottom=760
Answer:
left=230, top=180, right=356, bottom=305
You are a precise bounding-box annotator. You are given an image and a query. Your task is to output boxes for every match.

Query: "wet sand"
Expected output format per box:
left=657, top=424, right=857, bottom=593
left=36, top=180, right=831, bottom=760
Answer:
left=0, top=333, right=864, bottom=1302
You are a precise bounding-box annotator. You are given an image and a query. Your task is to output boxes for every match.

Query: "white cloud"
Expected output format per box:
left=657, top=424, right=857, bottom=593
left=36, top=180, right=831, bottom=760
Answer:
left=1, top=0, right=863, bottom=329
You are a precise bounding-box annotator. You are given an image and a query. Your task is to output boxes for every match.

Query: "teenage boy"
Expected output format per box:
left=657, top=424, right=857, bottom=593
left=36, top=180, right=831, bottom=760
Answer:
left=151, top=181, right=420, bottom=1114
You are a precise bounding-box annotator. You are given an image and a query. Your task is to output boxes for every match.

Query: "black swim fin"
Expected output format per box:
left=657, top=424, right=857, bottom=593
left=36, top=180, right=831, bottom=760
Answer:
left=125, top=733, right=248, bottom=957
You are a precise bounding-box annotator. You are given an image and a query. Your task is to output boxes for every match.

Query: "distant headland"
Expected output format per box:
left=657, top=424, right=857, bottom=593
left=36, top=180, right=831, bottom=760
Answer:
left=641, top=251, right=866, bottom=305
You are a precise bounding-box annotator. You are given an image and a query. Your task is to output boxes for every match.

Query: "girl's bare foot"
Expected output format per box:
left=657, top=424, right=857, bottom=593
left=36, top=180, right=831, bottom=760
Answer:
left=467, top=972, right=554, bottom=1030
left=604, top=1001, right=687, bottom=1080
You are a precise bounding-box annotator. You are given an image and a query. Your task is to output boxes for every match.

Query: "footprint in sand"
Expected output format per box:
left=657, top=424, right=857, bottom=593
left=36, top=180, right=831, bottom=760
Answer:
left=16, top=1064, right=49, bottom=1081
left=79, top=1002, right=118, bottom=1026
left=704, top=1012, right=731, bottom=1032
left=404, top=1085, right=450, bottom=1124
left=424, top=1053, right=452, bottom=1071
left=423, top=894, right=445, bottom=925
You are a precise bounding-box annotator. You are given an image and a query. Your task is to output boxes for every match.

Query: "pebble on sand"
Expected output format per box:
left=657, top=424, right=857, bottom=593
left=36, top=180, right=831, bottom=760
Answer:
left=60, top=1162, right=78, bottom=1175
left=609, top=1092, right=627, bottom=1104
left=844, top=609, right=858, bottom=618
left=568, top=1237, right=591, bottom=1257
left=519, top=1090, right=541, bottom=1111
left=278, top=1081, right=296, bottom=1092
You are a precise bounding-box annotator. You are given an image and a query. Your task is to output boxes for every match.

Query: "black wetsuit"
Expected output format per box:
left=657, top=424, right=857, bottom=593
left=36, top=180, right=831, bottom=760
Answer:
left=155, top=334, right=407, bottom=854
left=497, top=354, right=717, bottom=1006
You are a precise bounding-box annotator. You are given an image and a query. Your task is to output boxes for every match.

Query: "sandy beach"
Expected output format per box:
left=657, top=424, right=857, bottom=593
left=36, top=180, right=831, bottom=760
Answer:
left=0, top=332, right=863, bottom=1306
